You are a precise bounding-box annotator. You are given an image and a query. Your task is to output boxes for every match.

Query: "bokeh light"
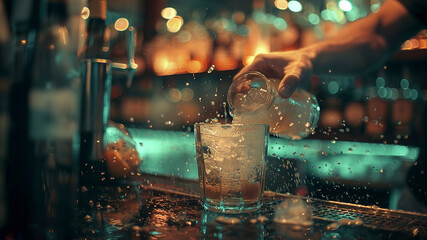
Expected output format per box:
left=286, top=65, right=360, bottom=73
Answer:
left=187, top=60, right=203, bottom=73
left=288, top=1, right=302, bottom=12
left=273, top=18, right=287, bottom=30
left=167, top=88, right=182, bottom=102
left=161, top=7, right=177, bottom=20
left=274, top=0, right=288, bottom=10
left=167, top=16, right=184, bottom=33
left=81, top=7, right=90, bottom=20
left=327, top=81, right=339, bottom=94
left=400, top=79, right=409, bottom=89
left=338, top=0, right=352, bottom=12
left=115, top=18, right=129, bottom=31
left=308, top=13, right=320, bottom=25
left=376, top=77, right=385, bottom=88
left=181, top=88, right=195, bottom=101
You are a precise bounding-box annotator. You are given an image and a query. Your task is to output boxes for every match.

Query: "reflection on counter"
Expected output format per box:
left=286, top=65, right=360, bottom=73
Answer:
left=75, top=174, right=427, bottom=239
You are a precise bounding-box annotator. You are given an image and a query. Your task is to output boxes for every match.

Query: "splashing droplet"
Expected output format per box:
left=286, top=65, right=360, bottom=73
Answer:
left=208, top=65, right=215, bottom=73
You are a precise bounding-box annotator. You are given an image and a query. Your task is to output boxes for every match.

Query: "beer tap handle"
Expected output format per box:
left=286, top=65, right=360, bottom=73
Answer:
left=111, top=26, right=138, bottom=88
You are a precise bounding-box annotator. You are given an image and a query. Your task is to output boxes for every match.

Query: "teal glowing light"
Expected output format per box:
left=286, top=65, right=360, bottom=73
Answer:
left=338, top=0, right=352, bottom=12
left=266, top=14, right=276, bottom=24
left=129, top=128, right=199, bottom=179
left=253, top=11, right=266, bottom=23
left=376, top=77, right=385, bottom=88
left=273, top=18, right=287, bottom=30
left=321, top=9, right=333, bottom=21
left=400, top=78, right=409, bottom=89
left=288, top=1, right=302, bottom=12
left=410, top=89, right=418, bottom=100
left=403, top=88, right=411, bottom=99
left=327, top=81, right=339, bottom=94
left=126, top=128, right=418, bottom=184
left=236, top=25, right=250, bottom=36
left=308, top=13, right=320, bottom=25
left=346, top=6, right=360, bottom=21
left=378, top=87, right=387, bottom=98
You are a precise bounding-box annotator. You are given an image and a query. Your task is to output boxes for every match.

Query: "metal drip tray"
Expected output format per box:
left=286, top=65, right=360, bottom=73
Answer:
left=265, top=191, right=427, bottom=235
left=132, top=175, right=427, bottom=236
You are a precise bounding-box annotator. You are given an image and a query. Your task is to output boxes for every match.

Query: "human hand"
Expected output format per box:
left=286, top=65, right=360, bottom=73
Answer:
left=234, top=50, right=314, bottom=98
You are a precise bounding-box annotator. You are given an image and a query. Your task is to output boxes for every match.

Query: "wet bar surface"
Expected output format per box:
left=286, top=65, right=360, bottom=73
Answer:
left=76, top=174, right=427, bottom=239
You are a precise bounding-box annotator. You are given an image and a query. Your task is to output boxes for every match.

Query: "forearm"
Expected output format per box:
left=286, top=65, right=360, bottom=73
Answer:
left=307, top=27, right=390, bottom=76
left=305, top=0, right=423, bottom=76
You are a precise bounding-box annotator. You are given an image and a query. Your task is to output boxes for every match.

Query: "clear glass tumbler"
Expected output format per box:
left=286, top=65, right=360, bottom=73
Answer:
left=195, top=123, right=269, bottom=213
left=227, top=71, right=320, bottom=140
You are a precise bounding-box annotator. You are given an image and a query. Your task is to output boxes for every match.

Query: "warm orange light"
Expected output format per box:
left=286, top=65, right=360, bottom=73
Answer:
left=254, top=44, right=269, bottom=56
left=274, top=0, right=288, bottom=10
left=401, top=40, right=410, bottom=50
left=243, top=42, right=270, bottom=66
left=420, top=39, right=427, bottom=49
left=243, top=56, right=255, bottom=66
left=187, top=60, right=202, bottom=73
left=115, top=18, right=129, bottom=31
left=167, top=16, right=183, bottom=33
left=410, top=39, right=420, bottom=49
left=161, top=7, right=177, bottom=20
left=233, top=11, right=245, bottom=24
left=153, top=54, right=177, bottom=76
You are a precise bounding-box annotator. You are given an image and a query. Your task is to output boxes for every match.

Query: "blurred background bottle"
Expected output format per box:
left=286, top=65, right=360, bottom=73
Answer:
left=6, top=0, right=82, bottom=238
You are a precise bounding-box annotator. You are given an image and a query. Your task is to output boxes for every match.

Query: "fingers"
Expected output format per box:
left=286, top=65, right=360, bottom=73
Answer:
left=234, top=54, right=270, bottom=80
left=279, top=55, right=312, bottom=98
left=235, top=81, right=251, bottom=93
left=278, top=74, right=299, bottom=98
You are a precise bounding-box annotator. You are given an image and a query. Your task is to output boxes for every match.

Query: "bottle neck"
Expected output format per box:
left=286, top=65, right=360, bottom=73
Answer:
left=88, top=0, right=107, bottom=20
left=45, top=0, right=68, bottom=25
left=227, top=71, right=275, bottom=115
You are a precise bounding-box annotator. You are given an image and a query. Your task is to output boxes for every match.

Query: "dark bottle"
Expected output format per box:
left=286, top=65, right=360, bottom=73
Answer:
left=7, top=0, right=81, bottom=239
left=83, top=0, right=109, bottom=59
left=79, top=0, right=112, bottom=188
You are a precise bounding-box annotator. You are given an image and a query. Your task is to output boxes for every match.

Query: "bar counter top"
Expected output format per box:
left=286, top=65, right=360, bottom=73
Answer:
left=75, top=174, right=427, bottom=239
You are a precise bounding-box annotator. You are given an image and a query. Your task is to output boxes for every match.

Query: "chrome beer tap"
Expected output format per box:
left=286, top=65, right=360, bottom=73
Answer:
left=79, top=26, right=138, bottom=185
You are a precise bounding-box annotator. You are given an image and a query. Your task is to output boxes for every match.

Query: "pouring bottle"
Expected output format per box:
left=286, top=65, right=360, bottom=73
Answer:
left=227, top=71, right=320, bottom=140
